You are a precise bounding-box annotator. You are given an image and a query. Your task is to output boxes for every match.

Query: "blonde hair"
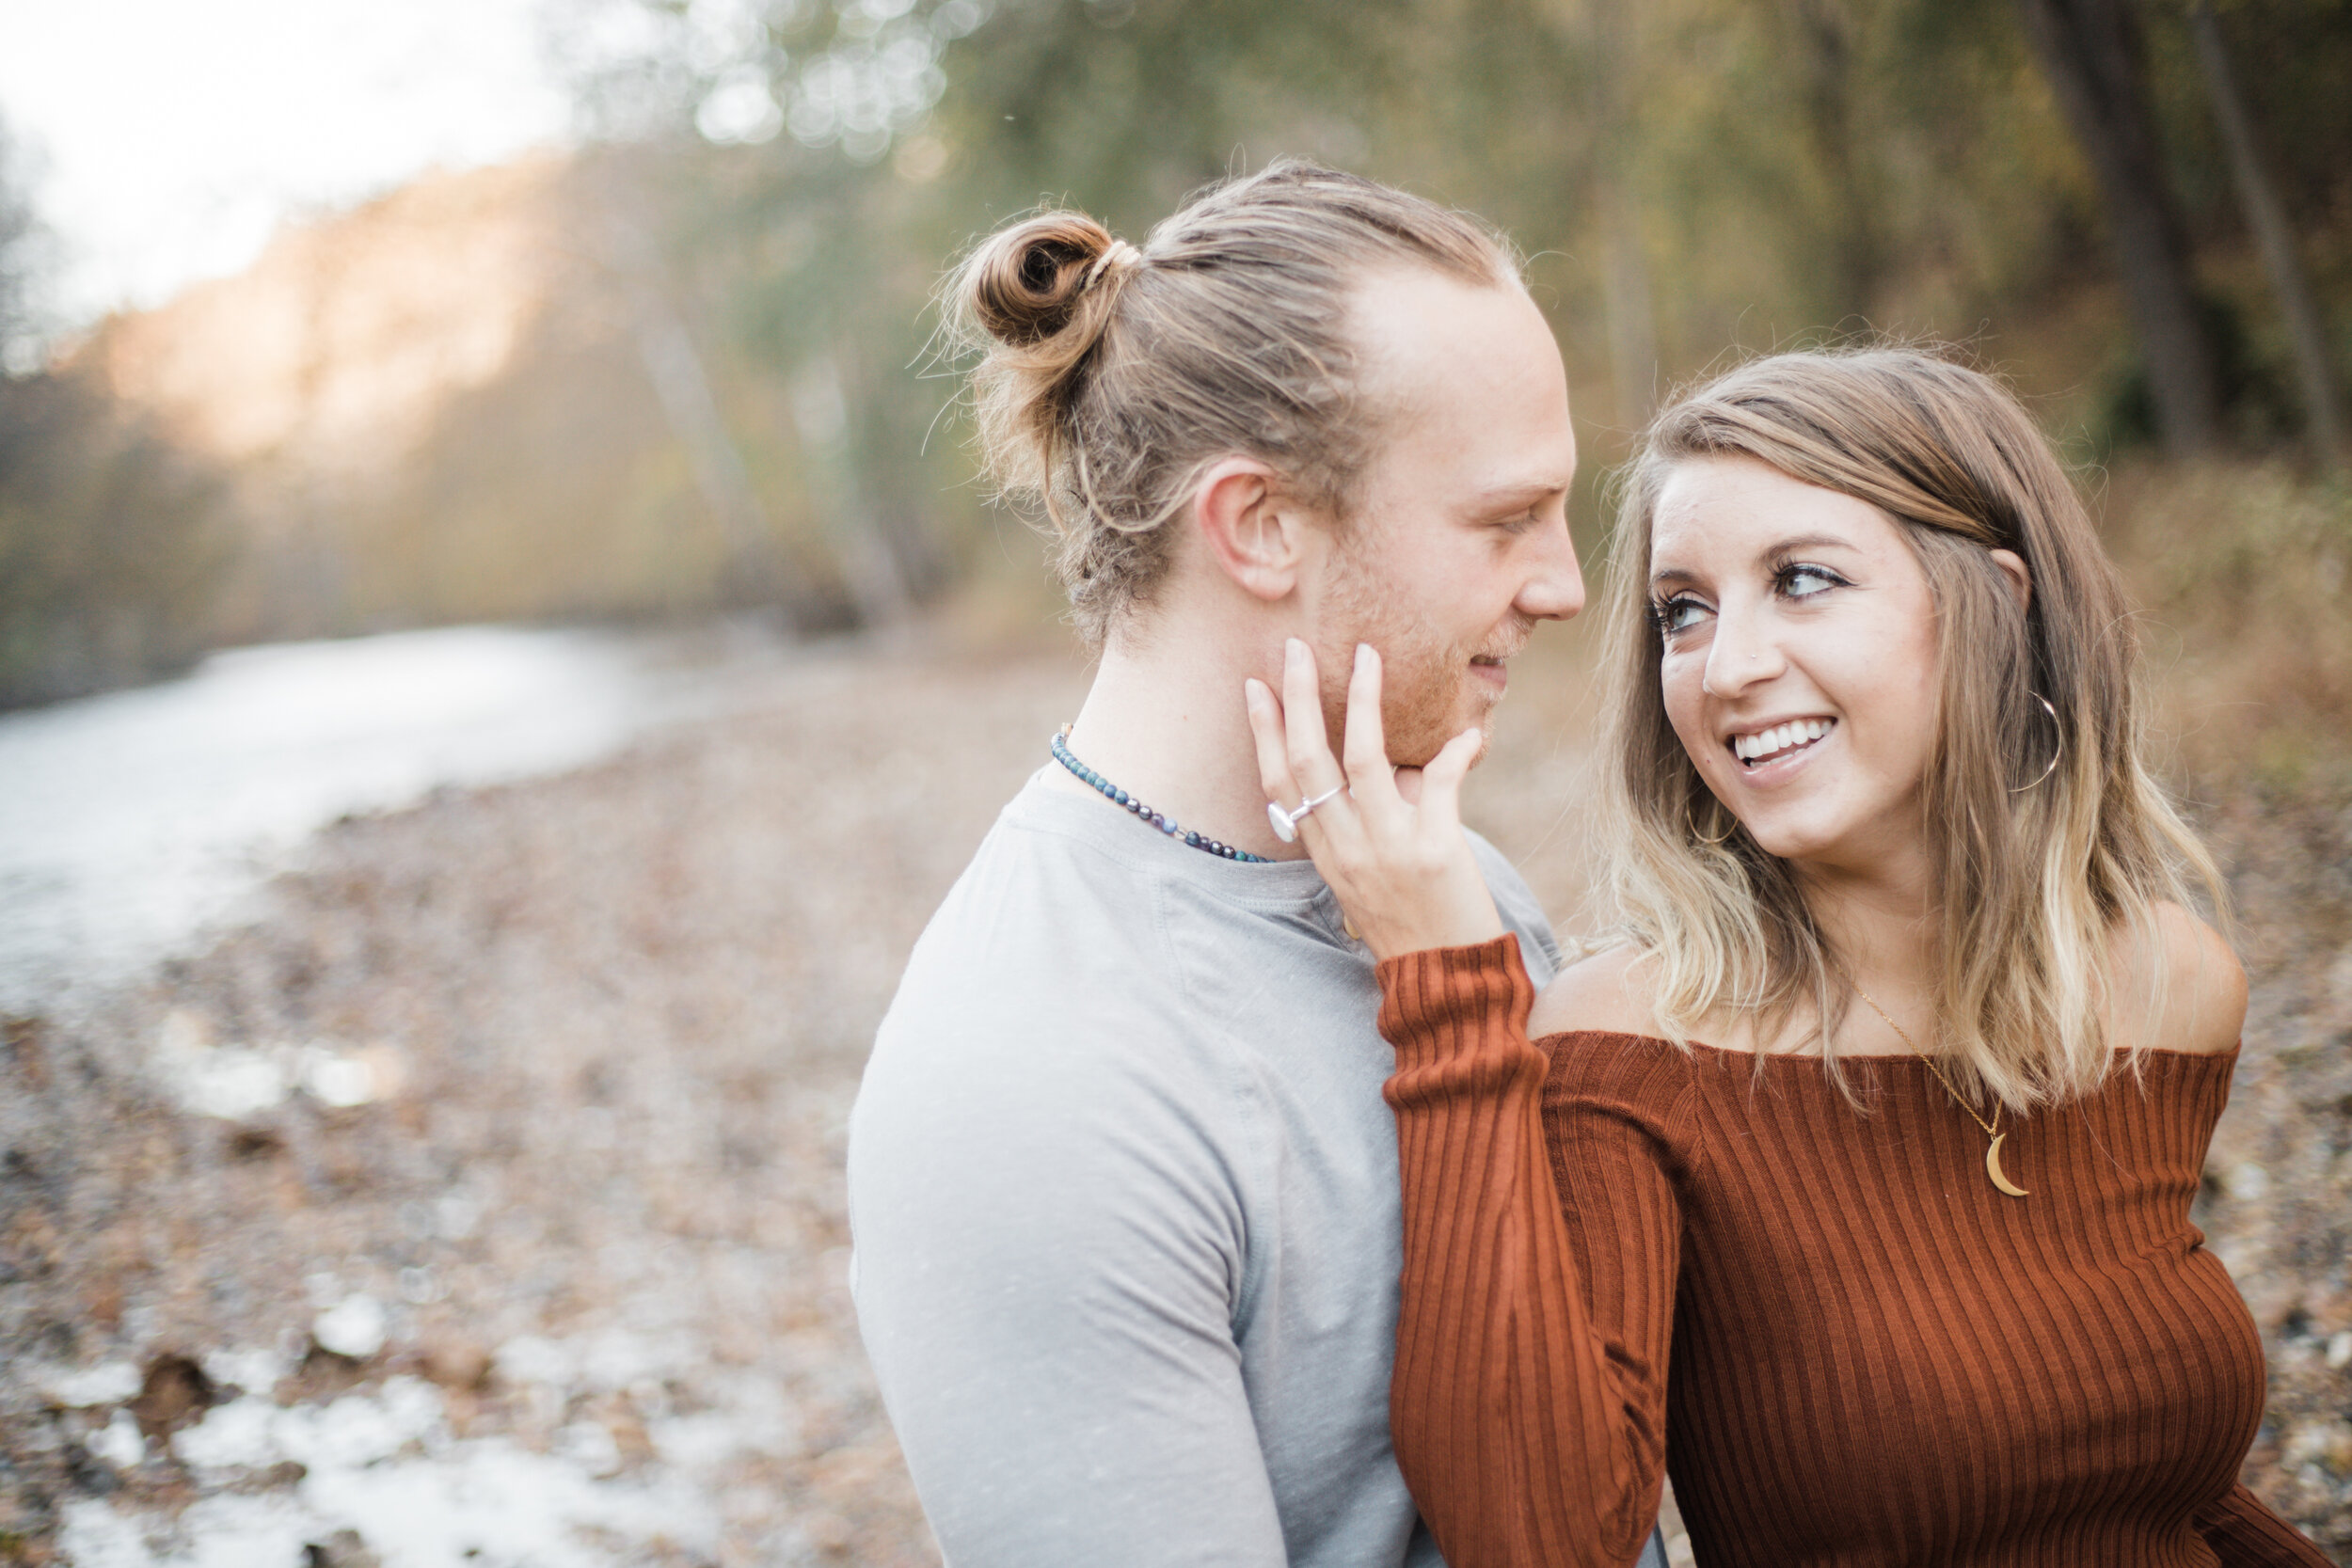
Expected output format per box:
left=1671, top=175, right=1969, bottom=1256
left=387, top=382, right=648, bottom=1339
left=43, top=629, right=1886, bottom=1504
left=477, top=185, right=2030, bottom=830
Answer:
left=947, top=160, right=1517, bottom=645
left=1597, top=347, right=2226, bottom=1110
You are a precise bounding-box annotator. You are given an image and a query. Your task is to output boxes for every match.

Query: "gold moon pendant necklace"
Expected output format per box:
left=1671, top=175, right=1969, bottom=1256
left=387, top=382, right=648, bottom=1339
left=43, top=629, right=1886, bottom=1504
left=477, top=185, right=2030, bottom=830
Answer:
left=1846, top=981, right=2031, bottom=1199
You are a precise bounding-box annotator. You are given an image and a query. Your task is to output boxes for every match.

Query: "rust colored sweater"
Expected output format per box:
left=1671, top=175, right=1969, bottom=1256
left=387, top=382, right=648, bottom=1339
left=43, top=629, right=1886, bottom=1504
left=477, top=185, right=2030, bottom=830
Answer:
left=1378, top=936, right=2331, bottom=1568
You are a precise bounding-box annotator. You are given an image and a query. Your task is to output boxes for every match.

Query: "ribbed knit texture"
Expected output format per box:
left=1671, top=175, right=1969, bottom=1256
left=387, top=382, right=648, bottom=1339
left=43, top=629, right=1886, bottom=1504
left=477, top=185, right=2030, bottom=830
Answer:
left=1377, top=935, right=2332, bottom=1568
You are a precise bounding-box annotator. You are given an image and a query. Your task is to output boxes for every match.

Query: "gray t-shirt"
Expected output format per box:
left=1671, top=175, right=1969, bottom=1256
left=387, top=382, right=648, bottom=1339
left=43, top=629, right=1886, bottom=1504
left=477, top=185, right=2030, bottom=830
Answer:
left=850, top=774, right=1661, bottom=1567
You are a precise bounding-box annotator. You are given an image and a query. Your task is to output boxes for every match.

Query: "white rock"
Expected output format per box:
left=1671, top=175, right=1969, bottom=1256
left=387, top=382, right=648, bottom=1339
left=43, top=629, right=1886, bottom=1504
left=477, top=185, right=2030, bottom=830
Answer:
left=2224, top=1162, right=2270, bottom=1202
left=2215, top=1239, right=2263, bottom=1277
left=87, top=1409, right=146, bottom=1470
left=312, top=1294, right=389, bottom=1360
left=2282, top=1418, right=2352, bottom=1468
left=494, top=1335, right=576, bottom=1388
left=648, top=1411, right=739, bottom=1469
left=301, top=1051, right=378, bottom=1109
left=555, top=1419, right=622, bottom=1477
left=2328, top=1330, right=2352, bottom=1370
left=175, top=1048, right=288, bottom=1121
left=172, top=1396, right=281, bottom=1471
left=200, top=1346, right=285, bottom=1397
left=40, top=1360, right=143, bottom=1408
left=277, top=1382, right=444, bottom=1469
left=155, top=1007, right=213, bottom=1056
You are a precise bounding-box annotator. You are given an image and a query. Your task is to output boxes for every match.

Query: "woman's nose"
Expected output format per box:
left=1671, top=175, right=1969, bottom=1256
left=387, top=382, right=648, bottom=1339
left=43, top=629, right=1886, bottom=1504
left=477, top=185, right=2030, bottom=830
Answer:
left=1702, top=602, right=1786, bottom=698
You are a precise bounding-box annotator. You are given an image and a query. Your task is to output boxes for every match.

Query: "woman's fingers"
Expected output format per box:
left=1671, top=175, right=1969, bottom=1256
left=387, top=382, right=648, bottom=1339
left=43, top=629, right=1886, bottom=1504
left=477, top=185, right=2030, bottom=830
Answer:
left=1341, top=645, right=1407, bottom=833
left=1413, top=726, right=1484, bottom=837
left=1279, top=639, right=1349, bottom=805
left=1244, top=677, right=1300, bottom=814
left=1247, top=648, right=1502, bottom=957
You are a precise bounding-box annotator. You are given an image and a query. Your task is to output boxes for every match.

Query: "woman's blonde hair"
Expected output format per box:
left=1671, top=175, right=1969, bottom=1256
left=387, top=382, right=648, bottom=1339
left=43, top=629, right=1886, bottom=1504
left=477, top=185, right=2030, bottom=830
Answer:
left=1597, top=346, right=2226, bottom=1110
left=946, top=160, right=1517, bottom=645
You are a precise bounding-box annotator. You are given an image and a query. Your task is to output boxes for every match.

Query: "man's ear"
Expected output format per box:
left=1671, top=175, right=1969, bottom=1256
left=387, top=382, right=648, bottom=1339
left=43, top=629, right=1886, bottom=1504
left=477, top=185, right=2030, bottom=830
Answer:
left=1989, top=547, right=2032, bottom=615
left=1194, top=456, right=1313, bottom=601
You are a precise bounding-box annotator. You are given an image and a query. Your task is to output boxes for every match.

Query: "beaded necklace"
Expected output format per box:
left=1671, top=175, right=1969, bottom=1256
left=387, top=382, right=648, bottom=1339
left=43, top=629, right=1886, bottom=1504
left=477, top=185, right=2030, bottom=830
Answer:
left=1050, top=728, right=1272, bottom=863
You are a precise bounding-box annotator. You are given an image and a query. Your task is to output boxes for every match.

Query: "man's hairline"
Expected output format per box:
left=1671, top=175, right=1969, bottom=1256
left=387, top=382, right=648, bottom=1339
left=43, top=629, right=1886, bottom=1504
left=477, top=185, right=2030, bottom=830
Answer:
left=1102, top=259, right=1532, bottom=646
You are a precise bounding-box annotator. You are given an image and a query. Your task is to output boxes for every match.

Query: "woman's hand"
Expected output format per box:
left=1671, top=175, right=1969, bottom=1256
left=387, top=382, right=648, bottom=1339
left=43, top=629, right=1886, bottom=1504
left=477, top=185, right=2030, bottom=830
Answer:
left=1245, top=639, right=1505, bottom=961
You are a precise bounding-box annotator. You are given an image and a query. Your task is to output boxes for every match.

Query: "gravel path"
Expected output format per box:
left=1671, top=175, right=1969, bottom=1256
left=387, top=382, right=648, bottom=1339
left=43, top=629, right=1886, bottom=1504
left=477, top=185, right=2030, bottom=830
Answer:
left=0, top=638, right=2343, bottom=1564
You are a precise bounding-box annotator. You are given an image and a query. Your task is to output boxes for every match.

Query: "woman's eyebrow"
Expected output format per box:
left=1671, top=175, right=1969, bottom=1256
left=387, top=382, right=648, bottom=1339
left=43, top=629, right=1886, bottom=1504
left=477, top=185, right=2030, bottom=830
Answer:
left=1757, top=531, right=1859, bottom=559
left=1653, top=531, right=1861, bottom=586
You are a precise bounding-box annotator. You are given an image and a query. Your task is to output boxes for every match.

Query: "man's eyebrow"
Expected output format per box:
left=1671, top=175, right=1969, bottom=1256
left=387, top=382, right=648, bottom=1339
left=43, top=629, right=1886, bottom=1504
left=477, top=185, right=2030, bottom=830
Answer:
left=1467, top=478, right=1570, bottom=513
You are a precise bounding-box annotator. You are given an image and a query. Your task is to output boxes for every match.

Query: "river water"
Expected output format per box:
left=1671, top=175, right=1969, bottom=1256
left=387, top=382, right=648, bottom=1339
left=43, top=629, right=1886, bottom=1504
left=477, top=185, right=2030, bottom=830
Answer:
left=0, top=622, right=792, bottom=1011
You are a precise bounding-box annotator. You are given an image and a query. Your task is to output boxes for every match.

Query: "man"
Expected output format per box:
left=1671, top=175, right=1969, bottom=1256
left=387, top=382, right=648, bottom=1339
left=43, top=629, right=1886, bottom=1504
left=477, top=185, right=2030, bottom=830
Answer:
left=850, top=163, right=1667, bottom=1568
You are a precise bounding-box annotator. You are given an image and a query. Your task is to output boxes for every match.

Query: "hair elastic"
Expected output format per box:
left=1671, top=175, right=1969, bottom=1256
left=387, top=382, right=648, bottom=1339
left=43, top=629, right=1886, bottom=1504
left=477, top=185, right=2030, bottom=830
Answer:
left=1083, top=240, right=1143, bottom=291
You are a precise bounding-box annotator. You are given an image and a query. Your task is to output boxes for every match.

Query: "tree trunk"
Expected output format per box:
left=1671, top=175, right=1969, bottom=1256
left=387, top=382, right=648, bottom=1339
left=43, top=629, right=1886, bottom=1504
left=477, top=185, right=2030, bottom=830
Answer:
left=593, top=170, right=814, bottom=625
left=2186, top=1, right=2344, bottom=467
left=1789, top=0, right=1884, bottom=321
left=2015, top=0, right=2224, bottom=455
left=622, top=279, right=808, bottom=615
left=1589, top=0, right=1660, bottom=430
left=789, top=352, right=913, bottom=631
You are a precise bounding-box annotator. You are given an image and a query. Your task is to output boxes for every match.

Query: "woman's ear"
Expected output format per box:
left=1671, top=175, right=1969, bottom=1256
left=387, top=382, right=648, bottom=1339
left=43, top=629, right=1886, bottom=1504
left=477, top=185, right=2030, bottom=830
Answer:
left=1989, top=547, right=2032, bottom=615
left=1195, top=456, right=1313, bottom=601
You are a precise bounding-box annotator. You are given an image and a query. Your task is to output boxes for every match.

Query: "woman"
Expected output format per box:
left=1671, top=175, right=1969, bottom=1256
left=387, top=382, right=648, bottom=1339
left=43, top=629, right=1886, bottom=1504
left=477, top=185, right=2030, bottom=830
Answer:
left=1244, top=348, right=2330, bottom=1566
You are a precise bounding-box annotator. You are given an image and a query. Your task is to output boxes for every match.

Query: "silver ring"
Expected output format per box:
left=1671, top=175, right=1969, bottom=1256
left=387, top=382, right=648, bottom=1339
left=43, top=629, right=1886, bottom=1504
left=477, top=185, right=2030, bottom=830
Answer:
left=1268, top=784, right=1343, bottom=844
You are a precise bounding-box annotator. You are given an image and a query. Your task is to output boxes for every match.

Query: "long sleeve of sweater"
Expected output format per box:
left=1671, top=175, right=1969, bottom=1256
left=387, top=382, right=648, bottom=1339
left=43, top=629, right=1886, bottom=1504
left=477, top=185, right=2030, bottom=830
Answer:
left=2195, top=1483, right=2337, bottom=1566
left=1377, top=936, right=1685, bottom=1568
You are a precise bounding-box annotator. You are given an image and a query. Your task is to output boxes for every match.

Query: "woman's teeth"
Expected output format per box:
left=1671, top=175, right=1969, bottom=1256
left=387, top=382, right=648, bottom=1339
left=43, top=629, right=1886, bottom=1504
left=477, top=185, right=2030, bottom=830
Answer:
left=1734, top=719, right=1834, bottom=767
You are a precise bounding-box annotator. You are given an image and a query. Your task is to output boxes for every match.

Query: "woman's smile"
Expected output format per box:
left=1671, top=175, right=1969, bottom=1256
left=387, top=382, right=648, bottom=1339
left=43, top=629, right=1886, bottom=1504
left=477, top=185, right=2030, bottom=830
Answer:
left=1725, top=715, right=1837, bottom=773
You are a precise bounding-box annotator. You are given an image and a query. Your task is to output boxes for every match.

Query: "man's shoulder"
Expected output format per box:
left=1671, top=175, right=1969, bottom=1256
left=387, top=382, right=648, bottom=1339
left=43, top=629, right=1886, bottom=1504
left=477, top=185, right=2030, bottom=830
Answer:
left=870, top=790, right=1264, bottom=1098
left=884, top=804, right=1179, bottom=1023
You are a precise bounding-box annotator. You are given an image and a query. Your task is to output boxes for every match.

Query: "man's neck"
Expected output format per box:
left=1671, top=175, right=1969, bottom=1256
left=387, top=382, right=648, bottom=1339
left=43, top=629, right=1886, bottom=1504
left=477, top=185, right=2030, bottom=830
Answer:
left=1049, top=622, right=1303, bottom=863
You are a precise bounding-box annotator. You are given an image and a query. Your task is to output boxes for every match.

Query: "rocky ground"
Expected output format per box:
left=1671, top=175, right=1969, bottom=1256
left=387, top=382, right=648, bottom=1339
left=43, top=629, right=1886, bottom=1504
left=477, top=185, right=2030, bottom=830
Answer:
left=0, top=636, right=2344, bottom=1565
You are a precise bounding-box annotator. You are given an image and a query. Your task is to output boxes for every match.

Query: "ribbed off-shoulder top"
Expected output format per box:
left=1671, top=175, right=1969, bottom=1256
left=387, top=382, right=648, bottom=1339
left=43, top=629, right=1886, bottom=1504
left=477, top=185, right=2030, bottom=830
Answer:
left=1378, top=935, right=2330, bottom=1568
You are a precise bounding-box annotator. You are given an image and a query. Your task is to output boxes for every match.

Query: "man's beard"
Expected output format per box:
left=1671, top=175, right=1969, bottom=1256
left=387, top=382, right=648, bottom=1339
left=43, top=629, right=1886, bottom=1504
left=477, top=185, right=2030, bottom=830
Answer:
left=1316, top=560, right=1531, bottom=768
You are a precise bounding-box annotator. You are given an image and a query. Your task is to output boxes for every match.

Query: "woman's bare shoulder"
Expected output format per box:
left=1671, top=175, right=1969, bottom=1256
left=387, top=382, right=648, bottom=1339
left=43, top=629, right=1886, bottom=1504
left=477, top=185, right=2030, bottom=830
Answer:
left=2111, top=901, right=2247, bottom=1056
left=1531, top=943, right=1663, bottom=1041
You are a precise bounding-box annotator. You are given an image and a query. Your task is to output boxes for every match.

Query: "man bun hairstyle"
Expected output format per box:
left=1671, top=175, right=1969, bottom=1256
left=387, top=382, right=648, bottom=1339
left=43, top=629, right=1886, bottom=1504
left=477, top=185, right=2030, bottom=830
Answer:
left=964, top=213, right=1129, bottom=347
left=947, top=161, right=1519, bottom=645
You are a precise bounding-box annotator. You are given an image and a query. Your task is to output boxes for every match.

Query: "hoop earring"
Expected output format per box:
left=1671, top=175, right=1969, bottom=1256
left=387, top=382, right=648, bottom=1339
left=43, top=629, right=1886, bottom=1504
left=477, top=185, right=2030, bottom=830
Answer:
left=1689, top=796, right=1738, bottom=846
left=2011, top=692, right=2062, bottom=793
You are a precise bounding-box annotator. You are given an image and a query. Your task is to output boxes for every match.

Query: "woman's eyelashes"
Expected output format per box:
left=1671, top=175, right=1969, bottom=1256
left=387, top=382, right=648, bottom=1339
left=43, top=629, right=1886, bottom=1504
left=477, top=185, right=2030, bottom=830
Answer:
left=1648, top=594, right=1709, bottom=637
left=1648, top=562, right=1852, bottom=640
left=1773, top=561, right=1850, bottom=600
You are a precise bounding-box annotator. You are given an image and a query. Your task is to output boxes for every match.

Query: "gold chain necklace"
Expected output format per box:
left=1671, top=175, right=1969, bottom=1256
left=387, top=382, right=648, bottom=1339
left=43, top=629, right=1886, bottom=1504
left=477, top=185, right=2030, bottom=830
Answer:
left=1845, top=979, right=2031, bottom=1199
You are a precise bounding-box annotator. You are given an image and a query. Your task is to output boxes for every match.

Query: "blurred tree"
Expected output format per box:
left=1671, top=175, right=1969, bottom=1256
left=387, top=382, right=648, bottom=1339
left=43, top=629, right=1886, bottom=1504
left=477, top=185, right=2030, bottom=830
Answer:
left=0, top=117, right=38, bottom=363
left=0, top=372, right=229, bottom=705
left=2185, top=0, right=2343, bottom=464
left=2013, top=0, right=2224, bottom=454
left=544, top=0, right=2350, bottom=628
left=0, top=110, right=230, bottom=705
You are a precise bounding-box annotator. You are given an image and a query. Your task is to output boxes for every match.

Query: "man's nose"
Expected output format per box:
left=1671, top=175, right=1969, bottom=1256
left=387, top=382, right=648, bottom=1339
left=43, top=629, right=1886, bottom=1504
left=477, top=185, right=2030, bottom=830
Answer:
left=1515, top=525, right=1585, bottom=622
left=1702, top=600, right=1786, bottom=697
